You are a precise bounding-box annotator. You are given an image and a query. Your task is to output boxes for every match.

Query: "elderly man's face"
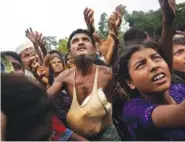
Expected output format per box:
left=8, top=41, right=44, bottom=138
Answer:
left=20, top=47, right=40, bottom=70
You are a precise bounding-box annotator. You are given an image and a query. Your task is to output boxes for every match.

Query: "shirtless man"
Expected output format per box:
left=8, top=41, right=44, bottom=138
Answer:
left=47, top=29, right=120, bottom=141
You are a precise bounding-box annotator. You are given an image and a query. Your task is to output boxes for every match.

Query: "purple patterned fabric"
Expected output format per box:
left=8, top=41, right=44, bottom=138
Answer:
left=122, top=83, right=185, bottom=140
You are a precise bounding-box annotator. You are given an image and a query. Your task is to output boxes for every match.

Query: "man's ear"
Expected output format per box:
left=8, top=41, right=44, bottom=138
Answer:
left=126, top=79, right=136, bottom=90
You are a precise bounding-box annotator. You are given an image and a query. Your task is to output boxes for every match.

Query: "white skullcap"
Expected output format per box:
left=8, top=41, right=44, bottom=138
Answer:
left=173, top=34, right=185, bottom=39
left=15, top=41, right=34, bottom=54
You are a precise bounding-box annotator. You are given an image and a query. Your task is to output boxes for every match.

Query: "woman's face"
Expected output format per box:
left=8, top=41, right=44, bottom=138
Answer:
left=127, top=48, right=171, bottom=94
left=173, top=44, right=185, bottom=72
left=50, top=57, right=64, bottom=74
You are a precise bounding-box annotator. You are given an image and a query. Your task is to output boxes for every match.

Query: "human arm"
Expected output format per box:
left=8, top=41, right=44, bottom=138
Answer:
left=103, top=67, right=114, bottom=103
left=123, top=97, right=185, bottom=129
left=36, top=32, right=47, bottom=57
left=158, top=0, right=176, bottom=73
left=152, top=99, right=185, bottom=128
left=47, top=69, right=71, bottom=97
left=94, top=5, right=126, bottom=65
left=25, top=28, right=44, bottom=64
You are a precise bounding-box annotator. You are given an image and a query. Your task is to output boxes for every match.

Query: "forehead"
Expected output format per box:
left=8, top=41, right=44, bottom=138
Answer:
left=51, top=57, right=61, bottom=62
left=173, top=44, right=185, bottom=51
left=129, top=48, right=158, bottom=62
left=71, top=33, right=91, bottom=42
left=20, top=47, right=35, bottom=55
left=50, top=53, right=60, bottom=60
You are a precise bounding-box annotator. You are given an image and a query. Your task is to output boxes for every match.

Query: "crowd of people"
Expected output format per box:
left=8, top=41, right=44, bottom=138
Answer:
left=1, top=0, right=185, bottom=141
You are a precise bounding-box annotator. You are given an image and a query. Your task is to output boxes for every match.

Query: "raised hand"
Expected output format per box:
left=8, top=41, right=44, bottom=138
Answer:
left=25, top=28, right=48, bottom=64
left=158, top=0, right=176, bottom=22
left=84, top=7, right=95, bottom=34
left=31, top=54, right=50, bottom=87
left=114, top=4, right=126, bottom=28
left=93, top=30, right=118, bottom=64
left=36, top=32, right=47, bottom=57
left=108, top=14, right=119, bottom=36
left=25, top=28, right=37, bottom=44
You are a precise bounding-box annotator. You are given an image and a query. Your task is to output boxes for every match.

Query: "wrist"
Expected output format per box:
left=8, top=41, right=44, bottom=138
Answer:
left=109, top=32, right=119, bottom=44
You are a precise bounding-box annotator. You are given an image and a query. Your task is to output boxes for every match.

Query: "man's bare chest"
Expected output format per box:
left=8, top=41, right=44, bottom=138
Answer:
left=65, top=73, right=108, bottom=104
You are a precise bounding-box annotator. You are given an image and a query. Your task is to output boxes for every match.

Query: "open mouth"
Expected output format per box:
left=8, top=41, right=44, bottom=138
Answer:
left=152, top=72, right=167, bottom=84
left=77, top=46, right=87, bottom=51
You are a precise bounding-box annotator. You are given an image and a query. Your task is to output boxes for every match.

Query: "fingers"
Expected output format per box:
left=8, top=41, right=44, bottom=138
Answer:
left=87, top=10, right=94, bottom=24
left=36, top=66, right=48, bottom=81
left=115, top=4, right=126, bottom=15
left=25, top=28, right=30, bottom=37
left=32, top=62, right=40, bottom=72
left=84, top=8, right=93, bottom=24
left=83, top=7, right=88, bottom=19
left=108, top=16, right=117, bottom=34
left=30, top=27, right=33, bottom=33
left=43, top=54, right=50, bottom=68
left=38, top=33, right=42, bottom=43
left=114, top=12, right=122, bottom=27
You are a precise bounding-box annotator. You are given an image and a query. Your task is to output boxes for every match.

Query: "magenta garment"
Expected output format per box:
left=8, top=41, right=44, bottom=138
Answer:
left=122, top=83, right=185, bottom=140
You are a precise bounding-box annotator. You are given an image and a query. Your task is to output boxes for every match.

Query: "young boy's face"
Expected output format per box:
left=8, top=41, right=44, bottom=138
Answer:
left=173, top=44, right=185, bottom=72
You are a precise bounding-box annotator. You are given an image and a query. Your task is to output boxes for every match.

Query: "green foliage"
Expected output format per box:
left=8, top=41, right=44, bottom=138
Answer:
left=175, top=3, right=185, bottom=30
left=57, top=37, right=68, bottom=55
left=44, top=36, right=59, bottom=51
left=124, top=3, right=185, bottom=37
left=98, top=13, right=108, bottom=39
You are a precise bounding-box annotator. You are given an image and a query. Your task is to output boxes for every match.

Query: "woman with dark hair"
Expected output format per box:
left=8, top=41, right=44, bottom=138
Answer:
left=64, top=52, right=73, bottom=69
left=48, top=50, right=71, bottom=127
left=116, top=40, right=185, bottom=140
left=48, top=50, right=65, bottom=85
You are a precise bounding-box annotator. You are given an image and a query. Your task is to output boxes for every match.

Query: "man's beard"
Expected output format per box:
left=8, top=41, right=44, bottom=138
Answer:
left=74, top=53, right=95, bottom=73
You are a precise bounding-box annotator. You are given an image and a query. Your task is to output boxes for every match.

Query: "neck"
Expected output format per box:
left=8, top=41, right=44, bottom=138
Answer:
left=140, top=90, right=175, bottom=104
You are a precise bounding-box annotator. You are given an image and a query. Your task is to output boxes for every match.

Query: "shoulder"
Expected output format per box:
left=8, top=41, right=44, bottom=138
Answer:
left=97, top=65, right=112, bottom=79
left=123, top=97, right=156, bottom=120
left=123, top=97, right=158, bottom=129
left=55, top=68, right=74, bottom=82
left=170, top=83, right=185, bottom=103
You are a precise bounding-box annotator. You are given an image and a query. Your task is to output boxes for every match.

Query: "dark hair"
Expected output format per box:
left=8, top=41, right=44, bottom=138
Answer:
left=49, top=50, right=65, bottom=65
left=67, top=29, right=95, bottom=49
left=173, top=37, right=185, bottom=45
left=48, top=50, right=65, bottom=85
left=124, top=28, right=147, bottom=43
left=1, top=73, right=53, bottom=141
left=1, top=51, right=24, bottom=70
left=115, top=40, right=160, bottom=98
left=49, top=50, right=63, bottom=58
